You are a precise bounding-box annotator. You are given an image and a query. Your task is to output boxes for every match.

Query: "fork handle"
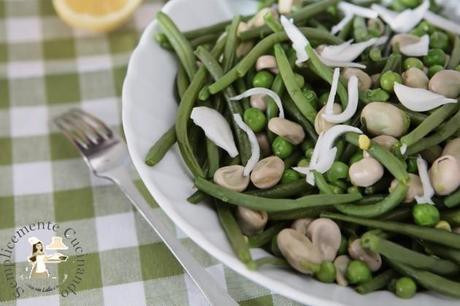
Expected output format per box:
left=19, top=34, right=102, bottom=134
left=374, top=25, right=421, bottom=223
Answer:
left=104, top=166, right=238, bottom=306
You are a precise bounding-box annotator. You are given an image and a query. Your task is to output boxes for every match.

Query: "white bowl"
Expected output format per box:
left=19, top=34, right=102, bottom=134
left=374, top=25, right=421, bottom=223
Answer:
left=122, top=1, right=458, bottom=305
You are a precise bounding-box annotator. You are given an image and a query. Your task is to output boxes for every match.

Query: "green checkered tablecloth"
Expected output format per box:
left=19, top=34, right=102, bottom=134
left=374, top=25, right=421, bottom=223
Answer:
left=0, top=1, right=303, bottom=305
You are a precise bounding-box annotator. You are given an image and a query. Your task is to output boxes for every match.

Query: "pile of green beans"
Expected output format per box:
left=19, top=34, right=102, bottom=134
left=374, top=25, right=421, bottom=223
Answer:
left=147, top=0, right=460, bottom=300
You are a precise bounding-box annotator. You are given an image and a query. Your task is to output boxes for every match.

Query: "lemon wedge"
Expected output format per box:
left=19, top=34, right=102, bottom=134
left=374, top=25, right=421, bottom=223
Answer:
left=53, top=0, right=143, bottom=32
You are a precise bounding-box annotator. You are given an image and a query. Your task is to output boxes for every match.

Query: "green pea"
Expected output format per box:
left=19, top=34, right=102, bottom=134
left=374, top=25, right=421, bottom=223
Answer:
left=394, top=277, right=417, bottom=299
left=315, top=261, right=336, bottom=283
left=297, top=158, right=309, bottom=167
left=412, top=204, right=440, bottom=227
left=428, top=65, right=443, bottom=78
left=416, top=20, right=435, bottom=34
left=294, top=73, right=305, bottom=88
left=338, top=235, right=348, bottom=255
left=423, top=49, right=446, bottom=67
left=347, top=186, right=361, bottom=194
left=346, top=260, right=372, bottom=285
left=302, top=89, right=318, bottom=110
left=243, top=108, right=267, bottom=133
left=332, top=185, right=345, bottom=194
left=272, top=136, right=294, bottom=159
left=380, top=71, right=402, bottom=92
left=369, top=47, right=382, bottom=62
left=252, top=71, right=274, bottom=88
left=305, top=148, right=314, bottom=159
left=349, top=151, right=364, bottom=165
left=399, top=0, right=421, bottom=8
left=331, top=180, right=347, bottom=190
left=281, top=169, right=301, bottom=184
left=430, top=31, right=449, bottom=51
left=363, top=88, right=390, bottom=102
left=326, top=161, right=349, bottom=182
left=456, top=64, right=460, bottom=72
left=406, top=157, right=418, bottom=174
left=403, top=58, right=424, bottom=70
left=410, top=27, right=425, bottom=37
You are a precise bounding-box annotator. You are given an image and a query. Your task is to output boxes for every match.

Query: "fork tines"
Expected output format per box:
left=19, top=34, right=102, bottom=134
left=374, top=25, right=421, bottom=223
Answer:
left=54, top=109, right=113, bottom=150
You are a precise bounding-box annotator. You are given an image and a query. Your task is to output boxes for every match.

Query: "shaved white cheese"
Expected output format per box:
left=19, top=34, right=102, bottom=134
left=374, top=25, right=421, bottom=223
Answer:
left=394, top=83, right=457, bottom=112
left=191, top=107, right=239, bottom=157
left=233, top=114, right=260, bottom=176
left=332, top=2, right=379, bottom=34
left=294, top=125, right=363, bottom=185
left=415, top=155, right=435, bottom=204
left=424, top=11, right=460, bottom=35
left=400, top=143, right=408, bottom=155
left=399, top=34, right=429, bottom=57
left=230, top=88, right=285, bottom=118
left=371, top=0, right=429, bottom=33
left=339, top=2, right=379, bottom=19
left=325, top=68, right=341, bottom=115
left=321, top=37, right=386, bottom=63
left=323, top=75, right=359, bottom=123
left=318, top=56, right=367, bottom=69
left=331, top=13, right=353, bottom=35
left=280, top=16, right=310, bottom=65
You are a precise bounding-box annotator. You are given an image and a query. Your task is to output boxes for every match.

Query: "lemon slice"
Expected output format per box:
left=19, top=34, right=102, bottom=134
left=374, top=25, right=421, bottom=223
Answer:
left=53, top=0, right=143, bottom=32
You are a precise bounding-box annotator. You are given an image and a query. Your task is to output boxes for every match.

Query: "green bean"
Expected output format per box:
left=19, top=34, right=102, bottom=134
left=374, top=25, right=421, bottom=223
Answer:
left=335, top=183, right=408, bottom=218
left=305, top=44, right=348, bottom=108
left=422, top=242, right=460, bottom=265
left=345, top=133, right=409, bottom=183
left=209, top=29, right=343, bottom=94
left=408, top=108, right=460, bottom=155
left=206, top=139, right=220, bottom=178
left=223, top=16, right=241, bottom=72
left=380, top=53, right=402, bottom=76
left=362, top=233, right=460, bottom=275
left=182, top=15, right=254, bottom=40
left=145, top=126, right=177, bottom=167
left=356, top=270, right=397, bottom=294
left=190, top=33, right=219, bottom=48
left=448, top=35, right=460, bottom=69
left=356, top=195, right=387, bottom=205
left=445, top=188, right=460, bottom=208
left=253, top=257, right=289, bottom=269
left=196, top=177, right=362, bottom=212
left=239, top=0, right=339, bottom=40
left=321, top=212, right=460, bottom=249
left=195, top=46, right=251, bottom=164
left=187, top=190, right=208, bottom=204
left=176, top=64, right=189, bottom=100
left=175, top=38, right=226, bottom=178
left=264, top=11, right=283, bottom=33
left=441, top=208, right=460, bottom=226
left=314, top=171, right=334, bottom=194
left=394, top=105, right=428, bottom=125
left=282, top=151, right=302, bottom=169
left=157, top=12, right=197, bottom=80
left=269, top=207, right=328, bottom=220
left=381, top=207, right=412, bottom=222
left=401, top=104, right=458, bottom=149
left=216, top=202, right=254, bottom=267
left=284, top=97, right=319, bottom=141
left=388, top=259, right=460, bottom=298
left=248, top=222, right=289, bottom=248
left=353, top=16, right=369, bottom=42
left=245, top=179, right=311, bottom=198
left=338, top=17, right=354, bottom=41
left=275, top=45, right=317, bottom=124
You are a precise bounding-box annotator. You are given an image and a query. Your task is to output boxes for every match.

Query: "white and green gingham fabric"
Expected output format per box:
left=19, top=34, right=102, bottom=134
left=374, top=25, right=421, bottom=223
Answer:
left=0, top=1, right=303, bottom=305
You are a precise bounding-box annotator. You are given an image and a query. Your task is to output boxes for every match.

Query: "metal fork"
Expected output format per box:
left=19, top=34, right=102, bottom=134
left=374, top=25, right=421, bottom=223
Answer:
left=55, top=109, right=238, bottom=306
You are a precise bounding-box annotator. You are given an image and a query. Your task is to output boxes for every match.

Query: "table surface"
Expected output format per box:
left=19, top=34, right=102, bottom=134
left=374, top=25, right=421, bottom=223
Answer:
left=0, top=0, right=304, bottom=305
